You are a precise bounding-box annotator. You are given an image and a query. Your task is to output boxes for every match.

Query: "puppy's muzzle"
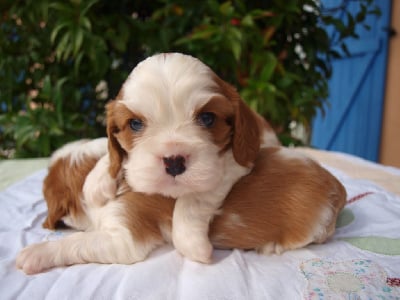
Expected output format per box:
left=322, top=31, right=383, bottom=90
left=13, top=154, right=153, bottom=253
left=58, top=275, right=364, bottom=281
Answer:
left=163, top=155, right=186, bottom=177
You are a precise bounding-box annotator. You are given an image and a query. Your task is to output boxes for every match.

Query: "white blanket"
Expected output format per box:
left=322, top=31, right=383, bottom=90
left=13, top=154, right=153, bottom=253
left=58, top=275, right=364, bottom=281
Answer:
left=1, top=159, right=400, bottom=299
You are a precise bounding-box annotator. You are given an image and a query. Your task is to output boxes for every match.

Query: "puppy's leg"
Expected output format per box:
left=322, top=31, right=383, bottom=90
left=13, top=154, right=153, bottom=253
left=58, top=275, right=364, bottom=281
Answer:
left=17, top=201, right=161, bottom=274
left=172, top=157, right=249, bottom=263
left=16, top=228, right=158, bottom=274
left=172, top=197, right=217, bottom=263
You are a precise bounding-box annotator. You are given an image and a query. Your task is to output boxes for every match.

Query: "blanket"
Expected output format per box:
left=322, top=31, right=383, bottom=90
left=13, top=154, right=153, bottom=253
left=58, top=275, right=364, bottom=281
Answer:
left=0, top=150, right=399, bottom=299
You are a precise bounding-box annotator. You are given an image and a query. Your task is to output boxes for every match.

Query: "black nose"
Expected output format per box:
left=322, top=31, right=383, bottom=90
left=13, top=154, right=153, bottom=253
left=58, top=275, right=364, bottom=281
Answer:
left=163, top=155, right=186, bottom=177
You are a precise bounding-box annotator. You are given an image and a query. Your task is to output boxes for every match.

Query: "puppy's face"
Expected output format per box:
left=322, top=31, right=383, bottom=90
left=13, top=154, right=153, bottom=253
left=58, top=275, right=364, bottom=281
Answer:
left=107, top=53, right=261, bottom=198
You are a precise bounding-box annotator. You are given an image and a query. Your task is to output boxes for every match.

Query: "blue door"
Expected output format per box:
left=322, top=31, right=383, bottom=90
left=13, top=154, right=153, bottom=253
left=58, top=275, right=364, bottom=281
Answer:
left=311, top=0, right=392, bottom=161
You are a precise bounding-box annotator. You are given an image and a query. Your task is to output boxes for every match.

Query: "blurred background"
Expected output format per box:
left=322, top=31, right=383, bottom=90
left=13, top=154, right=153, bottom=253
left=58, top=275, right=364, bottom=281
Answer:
left=0, top=0, right=397, bottom=167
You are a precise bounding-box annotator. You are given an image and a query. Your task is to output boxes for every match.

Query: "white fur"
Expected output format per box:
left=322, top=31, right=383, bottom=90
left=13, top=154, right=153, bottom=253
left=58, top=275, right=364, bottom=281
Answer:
left=258, top=242, right=282, bottom=255
left=118, top=53, right=251, bottom=263
left=49, top=138, right=107, bottom=167
left=83, top=154, right=117, bottom=207
left=122, top=122, right=226, bottom=198
left=50, top=138, right=110, bottom=230
left=16, top=200, right=154, bottom=274
left=260, top=130, right=280, bottom=148
left=226, top=213, right=246, bottom=229
left=311, top=204, right=335, bottom=242
left=172, top=151, right=249, bottom=262
left=276, top=147, right=312, bottom=163
left=16, top=138, right=146, bottom=274
left=61, top=208, right=91, bottom=231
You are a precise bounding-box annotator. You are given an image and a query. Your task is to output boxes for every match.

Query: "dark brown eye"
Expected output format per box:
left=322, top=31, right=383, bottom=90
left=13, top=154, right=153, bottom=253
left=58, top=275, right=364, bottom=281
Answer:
left=197, top=112, right=216, bottom=128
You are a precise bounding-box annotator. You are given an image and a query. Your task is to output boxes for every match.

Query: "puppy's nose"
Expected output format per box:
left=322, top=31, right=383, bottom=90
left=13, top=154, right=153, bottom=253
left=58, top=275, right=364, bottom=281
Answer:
left=163, top=155, right=186, bottom=177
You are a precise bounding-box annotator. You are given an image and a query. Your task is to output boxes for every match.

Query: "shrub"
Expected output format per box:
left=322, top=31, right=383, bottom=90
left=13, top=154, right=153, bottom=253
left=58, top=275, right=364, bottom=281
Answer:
left=0, top=0, right=378, bottom=158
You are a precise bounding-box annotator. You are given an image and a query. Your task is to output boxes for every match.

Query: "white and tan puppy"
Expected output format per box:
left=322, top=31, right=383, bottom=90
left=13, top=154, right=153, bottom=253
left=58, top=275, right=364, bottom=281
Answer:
left=104, top=53, right=279, bottom=262
left=16, top=139, right=346, bottom=274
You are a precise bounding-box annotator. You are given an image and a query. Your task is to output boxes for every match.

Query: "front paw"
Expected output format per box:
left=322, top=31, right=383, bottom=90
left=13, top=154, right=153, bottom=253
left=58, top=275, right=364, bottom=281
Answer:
left=173, top=235, right=213, bottom=263
left=16, top=243, right=56, bottom=274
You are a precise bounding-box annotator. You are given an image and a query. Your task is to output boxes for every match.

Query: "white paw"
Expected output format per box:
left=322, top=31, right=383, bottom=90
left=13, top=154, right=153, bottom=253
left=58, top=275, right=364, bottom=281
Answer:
left=257, top=242, right=284, bottom=255
left=16, top=242, right=57, bottom=274
left=173, top=235, right=213, bottom=263
left=84, top=177, right=116, bottom=207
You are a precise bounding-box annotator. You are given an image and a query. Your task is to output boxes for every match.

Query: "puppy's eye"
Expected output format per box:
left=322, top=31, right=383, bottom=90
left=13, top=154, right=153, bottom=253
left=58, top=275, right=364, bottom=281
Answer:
left=197, top=112, right=216, bottom=128
left=129, top=118, right=144, bottom=132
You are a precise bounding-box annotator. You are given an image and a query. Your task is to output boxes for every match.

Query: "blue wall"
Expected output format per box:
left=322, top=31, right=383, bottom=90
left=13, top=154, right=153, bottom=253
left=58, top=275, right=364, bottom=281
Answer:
left=311, top=0, right=392, bottom=161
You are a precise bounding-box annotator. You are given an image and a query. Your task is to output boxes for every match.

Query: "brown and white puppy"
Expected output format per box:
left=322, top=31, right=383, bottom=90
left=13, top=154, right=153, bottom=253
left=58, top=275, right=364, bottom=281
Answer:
left=42, top=138, right=107, bottom=230
left=16, top=139, right=346, bottom=274
left=101, top=53, right=279, bottom=263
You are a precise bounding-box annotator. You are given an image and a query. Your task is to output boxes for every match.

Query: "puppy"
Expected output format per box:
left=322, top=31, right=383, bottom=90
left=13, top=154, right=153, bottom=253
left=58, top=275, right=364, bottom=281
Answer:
left=42, top=138, right=107, bottom=230
left=102, top=53, right=279, bottom=263
left=16, top=139, right=346, bottom=274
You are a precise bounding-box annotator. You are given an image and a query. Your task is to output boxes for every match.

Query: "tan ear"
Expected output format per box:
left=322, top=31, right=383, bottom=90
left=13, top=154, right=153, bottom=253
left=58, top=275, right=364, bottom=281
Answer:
left=42, top=171, right=68, bottom=230
left=232, top=96, right=261, bottom=167
left=217, top=79, right=260, bottom=167
left=42, top=207, right=65, bottom=230
left=106, top=100, right=126, bottom=178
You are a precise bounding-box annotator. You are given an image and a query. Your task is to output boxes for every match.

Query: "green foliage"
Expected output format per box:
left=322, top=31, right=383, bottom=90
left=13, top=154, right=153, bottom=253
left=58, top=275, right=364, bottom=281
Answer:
left=0, top=0, right=379, bottom=157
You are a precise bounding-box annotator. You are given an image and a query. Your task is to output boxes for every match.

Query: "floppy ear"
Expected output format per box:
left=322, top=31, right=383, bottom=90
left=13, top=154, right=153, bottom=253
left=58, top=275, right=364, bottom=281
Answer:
left=42, top=202, right=66, bottom=230
left=217, top=79, right=260, bottom=167
left=42, top=164, right=70, bottom=229
left=233, top=98, right=261, bottom=167
left=106, top=100, right=126, bottom=178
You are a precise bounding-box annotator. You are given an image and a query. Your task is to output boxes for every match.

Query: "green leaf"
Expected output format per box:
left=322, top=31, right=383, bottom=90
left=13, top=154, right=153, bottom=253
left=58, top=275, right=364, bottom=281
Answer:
left=50, top=21, right=70, bottom=44
left=80, top=16, right=92, bottom=31
left=14, top=120, right=36, bottom=147
left=0, top=0, right=378, bottom=156
left=54, top=77, right=68, bottom=125
left=73, top=29, right=84, bottom=56
left=49, top=126, right=64, bottom=136
left=49, top=2, right=72, bottom=13
left=55, top=31, right=72, bottom=61
left=241, top=14, right=253, bottom=27
left=74, top=52, right=84, bottom=77
left=42, top=75, right=52, bottom=97
left=175, top=27, right=218, bottom=45
left=230, top=40, right=241, bottom=61
left=80, top=0, right=99, bottom=16
left=219, top=1, right=234, bottom=16
left=260, top=53, right=278, bottom=81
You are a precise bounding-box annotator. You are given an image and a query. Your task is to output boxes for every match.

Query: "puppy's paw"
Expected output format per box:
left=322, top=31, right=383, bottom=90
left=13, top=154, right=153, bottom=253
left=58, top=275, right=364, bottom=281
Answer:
left=257, top=242, right=284, bottom=255
left=174, top=236, right=213, bottom=264
left=16, top=242, right=57, bottom=274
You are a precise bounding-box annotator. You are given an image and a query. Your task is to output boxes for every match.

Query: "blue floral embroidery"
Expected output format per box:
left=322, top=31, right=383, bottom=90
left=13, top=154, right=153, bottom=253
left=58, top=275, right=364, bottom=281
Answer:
left=300, top=259, right=400, bottom=299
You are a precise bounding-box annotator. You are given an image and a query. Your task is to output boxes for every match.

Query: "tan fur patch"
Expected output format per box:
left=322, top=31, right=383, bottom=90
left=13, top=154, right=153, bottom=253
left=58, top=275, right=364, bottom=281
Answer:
left=195, top=95, right=234, bottom=151
left=120, top=190, right=174, bottom=244
left=106, top=101, right=146, bottom=178
left=42, top=156, right=98, bottom=229
left=213, top=76, right=261, bottom=167
left=209, top=147, right=347, bottom=251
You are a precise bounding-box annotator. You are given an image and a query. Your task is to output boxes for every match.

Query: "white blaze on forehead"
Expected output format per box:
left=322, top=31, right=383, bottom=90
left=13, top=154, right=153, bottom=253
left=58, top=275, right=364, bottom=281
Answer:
left=120, top=53, right=220, bottom=122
